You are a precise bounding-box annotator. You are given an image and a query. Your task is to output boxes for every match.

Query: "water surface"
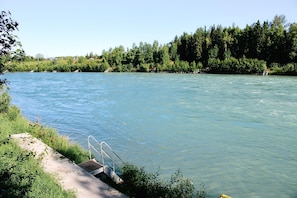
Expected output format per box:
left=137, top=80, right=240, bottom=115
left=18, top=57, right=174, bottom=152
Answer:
left=6, top=73, right=297, bottom=197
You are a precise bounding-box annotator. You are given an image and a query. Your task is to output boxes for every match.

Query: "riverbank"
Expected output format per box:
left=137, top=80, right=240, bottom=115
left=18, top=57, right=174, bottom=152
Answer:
left=0, top=105, right=126, bottom=197
left=0, top=106, right=78, bottom=197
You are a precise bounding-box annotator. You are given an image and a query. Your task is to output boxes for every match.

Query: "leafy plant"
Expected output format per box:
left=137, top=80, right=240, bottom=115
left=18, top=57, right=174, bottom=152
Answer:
left=114, top=163, right=207, bottom=198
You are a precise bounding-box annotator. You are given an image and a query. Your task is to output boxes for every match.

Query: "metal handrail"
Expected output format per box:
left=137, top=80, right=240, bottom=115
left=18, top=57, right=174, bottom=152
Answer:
left=100, top=141, right=123, bottom=172
left=88, top=135, right=101, bottom=161
left=87, top=135, right=123, bottom=173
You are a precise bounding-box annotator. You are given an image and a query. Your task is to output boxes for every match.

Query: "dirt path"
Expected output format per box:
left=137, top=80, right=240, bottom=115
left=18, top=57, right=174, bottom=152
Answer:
left=11, top=133, right=127, bottom=198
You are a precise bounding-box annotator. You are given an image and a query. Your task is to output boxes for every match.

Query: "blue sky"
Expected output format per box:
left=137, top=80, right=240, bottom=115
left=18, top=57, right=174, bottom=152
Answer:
left=2, top=0, right=297, bottom=57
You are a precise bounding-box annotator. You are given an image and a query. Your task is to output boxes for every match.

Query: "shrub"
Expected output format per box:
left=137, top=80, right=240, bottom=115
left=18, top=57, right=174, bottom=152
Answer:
left=208, top=57, right=266, bottom=74
left=270, top=62, right=297, bottom=75
left=115, top=163, right=207, bottom=198
left=138, top=64, right=150, bottom=72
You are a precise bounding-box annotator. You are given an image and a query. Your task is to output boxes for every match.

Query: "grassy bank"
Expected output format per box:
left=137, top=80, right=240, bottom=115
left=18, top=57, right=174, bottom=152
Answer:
left=0, top=96, right=207, bottom=197
left=0, top=106, right=79, bottom=197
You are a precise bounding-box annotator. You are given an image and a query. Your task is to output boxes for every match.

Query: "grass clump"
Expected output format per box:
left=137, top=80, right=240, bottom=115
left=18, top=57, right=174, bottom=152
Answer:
left=27, top=122, right=89, bottom=163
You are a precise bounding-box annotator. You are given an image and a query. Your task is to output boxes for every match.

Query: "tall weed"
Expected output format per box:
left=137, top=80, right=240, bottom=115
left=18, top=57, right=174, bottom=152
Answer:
left=0, top=90, right=11, bottom=113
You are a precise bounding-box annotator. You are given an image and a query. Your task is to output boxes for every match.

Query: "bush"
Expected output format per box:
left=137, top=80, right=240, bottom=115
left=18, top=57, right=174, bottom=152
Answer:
left=270, top=62, right=297, bottom=75
left=115, top=163, right=207, bottom=198
left=138, top=64, right=150, bottom=72
left=208, top=57, right=266, bottom=74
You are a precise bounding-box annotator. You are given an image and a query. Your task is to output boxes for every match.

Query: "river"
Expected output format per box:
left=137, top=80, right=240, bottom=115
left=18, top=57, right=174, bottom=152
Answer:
left=5, top=72, right=297, bottom=197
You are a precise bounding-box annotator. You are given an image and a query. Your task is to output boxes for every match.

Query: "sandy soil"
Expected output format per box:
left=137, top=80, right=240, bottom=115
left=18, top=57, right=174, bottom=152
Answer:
left=11, top=133, right=127, bottom=198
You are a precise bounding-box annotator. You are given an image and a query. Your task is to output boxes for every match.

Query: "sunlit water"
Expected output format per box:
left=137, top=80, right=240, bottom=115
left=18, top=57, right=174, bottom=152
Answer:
left=6, top=72, right=297, bottom=197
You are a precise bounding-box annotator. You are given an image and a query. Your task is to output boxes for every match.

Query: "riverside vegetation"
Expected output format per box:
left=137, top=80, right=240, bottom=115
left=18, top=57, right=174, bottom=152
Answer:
left=0, top=87, right=207, bottom=197
left=2, top=15, right=297, bottom=75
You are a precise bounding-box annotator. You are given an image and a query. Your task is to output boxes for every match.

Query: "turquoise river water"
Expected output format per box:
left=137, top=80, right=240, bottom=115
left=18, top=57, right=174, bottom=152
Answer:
left=5, top=73, right=297, bottom=197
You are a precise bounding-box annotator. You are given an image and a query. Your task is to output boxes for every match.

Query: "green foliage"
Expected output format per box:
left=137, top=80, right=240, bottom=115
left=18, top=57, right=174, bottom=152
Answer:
left=270, top=62, right=297, bottom=75
left=173, top=59, right=190, bottom=73
left=116, top=163, right=207, bottom=198
left=138, top=63, right=150, bottom=72
left=208, top=45, right=219, bottom=59
left=208, top=57, right=266, bottom=74
left=6, top=105, right=20, bottom=121
left=168, top=169, right=195, bottom=197
left=0, top=11, right=20, bottom=56
left=0, top=86, right=11, bottom=113
left=0, top=11, right=24, bottom=85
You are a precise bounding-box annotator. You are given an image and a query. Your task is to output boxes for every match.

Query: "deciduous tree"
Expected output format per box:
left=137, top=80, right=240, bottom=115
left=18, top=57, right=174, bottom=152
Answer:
left=1, top=11, right=23, bottom=84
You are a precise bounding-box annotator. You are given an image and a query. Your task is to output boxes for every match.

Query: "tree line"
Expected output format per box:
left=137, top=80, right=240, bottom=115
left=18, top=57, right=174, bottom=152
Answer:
left=3, top=15, right=297, bottom=75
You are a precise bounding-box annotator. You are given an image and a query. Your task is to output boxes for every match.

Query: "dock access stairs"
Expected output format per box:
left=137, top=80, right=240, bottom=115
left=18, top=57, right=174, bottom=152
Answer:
left=78, top=135, right=124, bottom=184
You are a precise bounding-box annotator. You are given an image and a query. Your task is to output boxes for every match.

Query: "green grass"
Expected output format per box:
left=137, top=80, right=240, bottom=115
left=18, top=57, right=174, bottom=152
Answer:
left=27, top=120, right=89, bottom=164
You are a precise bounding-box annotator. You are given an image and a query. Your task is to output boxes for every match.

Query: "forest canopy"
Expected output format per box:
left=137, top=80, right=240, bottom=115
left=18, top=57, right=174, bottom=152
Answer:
left=3, top=15, right=297, bottom=75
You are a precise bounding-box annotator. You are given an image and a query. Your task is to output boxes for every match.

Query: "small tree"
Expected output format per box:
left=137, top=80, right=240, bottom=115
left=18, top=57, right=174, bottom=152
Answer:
left=1, top=10, right=22, bottom=83
left=0, top=11, right=22, bottom=113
